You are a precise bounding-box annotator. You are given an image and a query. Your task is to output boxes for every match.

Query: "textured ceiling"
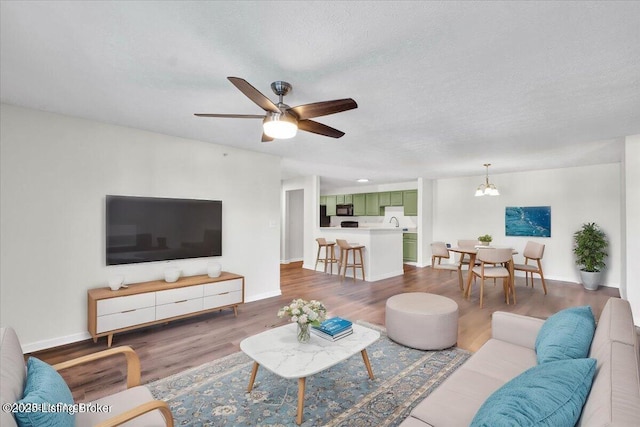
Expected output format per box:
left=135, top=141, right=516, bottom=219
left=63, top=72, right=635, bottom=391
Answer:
left=2, top=1, right=639, bottom=191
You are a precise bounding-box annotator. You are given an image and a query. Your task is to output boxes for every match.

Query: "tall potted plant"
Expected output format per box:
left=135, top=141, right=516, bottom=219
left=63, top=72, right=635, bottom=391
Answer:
left=573, top=222, right=608, bottom=291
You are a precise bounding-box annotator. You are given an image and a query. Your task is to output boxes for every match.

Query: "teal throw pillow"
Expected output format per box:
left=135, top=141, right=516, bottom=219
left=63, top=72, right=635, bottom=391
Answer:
left=535, top=305, right=595, bottom=364
left=470, top=358, right=596, bottom=427
left=15, top=357, right=75, bottom=427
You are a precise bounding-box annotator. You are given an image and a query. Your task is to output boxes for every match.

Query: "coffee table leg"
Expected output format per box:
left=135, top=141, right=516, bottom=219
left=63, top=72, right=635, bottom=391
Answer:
left=297, top=377, right=306, bottom=425
left=247, top=362, right=259, bottom=393
left=361, top=349, right=375, bottom=379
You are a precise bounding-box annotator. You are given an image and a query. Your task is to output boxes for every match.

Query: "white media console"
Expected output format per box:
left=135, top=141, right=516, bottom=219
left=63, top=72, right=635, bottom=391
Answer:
left=88, top=271, right=244, bottom=347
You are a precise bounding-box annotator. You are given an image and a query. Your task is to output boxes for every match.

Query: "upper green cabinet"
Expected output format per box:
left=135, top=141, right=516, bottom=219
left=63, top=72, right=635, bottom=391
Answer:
left=326, top=195, right=337, bottom=216
left=390, top=191, right=403, bottom=206
left=365, top=193, right=379, bottom=216
left=403, top=190, right=418, bottom=216
left=353, top=193, right=366, bottom=216
left=320, top=189, right=417, bottom=217
left=379, top=192, right=391, bottom=207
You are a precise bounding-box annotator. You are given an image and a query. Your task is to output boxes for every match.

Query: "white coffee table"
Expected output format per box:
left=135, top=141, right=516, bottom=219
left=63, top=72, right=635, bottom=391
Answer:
left=240, top=322, right=380, bottom=425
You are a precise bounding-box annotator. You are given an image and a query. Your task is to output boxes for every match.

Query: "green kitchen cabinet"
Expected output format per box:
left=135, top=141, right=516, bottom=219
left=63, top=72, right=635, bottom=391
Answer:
left=326, top=195, right=337, bottom=216
left=403, top=233, right=418, bottom=262
left=353, top=193, right=366, bottom=216
left=344, top=194, right=353, bottom=204
left=320, top=196, right=326, bottom=206
left=365, top=193, right=380, bottom=216
left=379, top=192, right=391, bottom=207
left=336, top=194, right=345, bottom=204
left=390, top=191, right=403, bottom=206
left=403, top=190, right=418, bottom=216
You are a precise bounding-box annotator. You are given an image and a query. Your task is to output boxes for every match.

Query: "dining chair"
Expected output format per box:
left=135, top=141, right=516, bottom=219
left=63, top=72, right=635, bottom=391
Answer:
left=470, top=248, right=514, bottom=308
left=457, top=239, right=481, bottom=268
left=513, top=241, right=547, bottom=294
left=430, top=242, right=463, bottom=290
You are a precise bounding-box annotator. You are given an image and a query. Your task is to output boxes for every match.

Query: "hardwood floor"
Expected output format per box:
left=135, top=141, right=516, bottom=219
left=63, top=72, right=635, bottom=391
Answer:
left=31, top=262, right=619, bottom=402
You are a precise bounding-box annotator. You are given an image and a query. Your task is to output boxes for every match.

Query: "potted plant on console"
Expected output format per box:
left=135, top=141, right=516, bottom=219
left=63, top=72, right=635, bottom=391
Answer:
left=478, top=234, right=492, bottom=246
left=573, top=222, right=608, bottom=291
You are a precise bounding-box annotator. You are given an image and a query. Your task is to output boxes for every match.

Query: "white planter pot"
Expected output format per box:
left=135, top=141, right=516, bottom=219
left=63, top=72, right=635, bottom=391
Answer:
left=207, top=262, right=222, bottom=278
left=579, top=270, right=602, bottom=291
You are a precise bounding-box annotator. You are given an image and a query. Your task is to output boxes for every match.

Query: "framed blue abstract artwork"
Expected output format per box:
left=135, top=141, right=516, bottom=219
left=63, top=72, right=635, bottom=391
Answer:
left=505, top=206, right=551, bottom=237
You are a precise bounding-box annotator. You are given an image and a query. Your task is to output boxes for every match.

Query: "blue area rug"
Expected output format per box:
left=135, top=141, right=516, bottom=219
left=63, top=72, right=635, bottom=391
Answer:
left=148, top=322, right=470, bottom=426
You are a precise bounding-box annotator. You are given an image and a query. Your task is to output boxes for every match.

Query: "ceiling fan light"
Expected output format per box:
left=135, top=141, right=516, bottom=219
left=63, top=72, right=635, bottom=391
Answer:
left=263, top=113, right=297, bottom=139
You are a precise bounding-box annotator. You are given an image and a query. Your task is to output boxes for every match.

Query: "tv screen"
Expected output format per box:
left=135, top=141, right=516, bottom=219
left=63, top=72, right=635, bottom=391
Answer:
left=106, top=195, right=222, bottom=265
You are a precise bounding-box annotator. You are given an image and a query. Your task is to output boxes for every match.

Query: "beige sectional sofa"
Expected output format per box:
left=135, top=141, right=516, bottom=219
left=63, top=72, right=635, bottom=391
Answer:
left=400, top=297, right=640, bottom=426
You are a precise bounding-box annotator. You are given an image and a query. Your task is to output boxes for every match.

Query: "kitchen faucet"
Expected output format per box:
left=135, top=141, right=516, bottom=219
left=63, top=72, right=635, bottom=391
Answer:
left=389, top=216, right=399, bottom=227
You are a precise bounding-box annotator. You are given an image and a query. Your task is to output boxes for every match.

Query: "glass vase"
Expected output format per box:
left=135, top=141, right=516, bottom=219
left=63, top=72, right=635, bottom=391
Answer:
left=297, top=323, right=311, bottom=343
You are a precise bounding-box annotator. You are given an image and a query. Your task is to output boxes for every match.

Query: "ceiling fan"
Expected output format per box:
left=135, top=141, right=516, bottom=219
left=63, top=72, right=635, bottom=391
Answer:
left=195, top=77, right=358, bottom=142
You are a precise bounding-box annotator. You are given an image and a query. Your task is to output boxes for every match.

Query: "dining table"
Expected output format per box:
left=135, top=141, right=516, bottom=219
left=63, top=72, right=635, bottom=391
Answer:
left=448, top=246, right=518, bottom=304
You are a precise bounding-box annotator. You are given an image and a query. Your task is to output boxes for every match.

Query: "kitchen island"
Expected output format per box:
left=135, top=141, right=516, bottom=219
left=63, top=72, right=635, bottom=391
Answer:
left=318, top=227, right=405, bottom=281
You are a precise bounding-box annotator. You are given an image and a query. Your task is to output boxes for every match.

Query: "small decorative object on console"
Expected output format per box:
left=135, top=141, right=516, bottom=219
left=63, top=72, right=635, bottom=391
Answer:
left=207, top=262, right=222, bottom=278
left=277, top=298, right=327, bottom=343
left=164, top=267, right=181, bottom=283
left=108, top=275, right=124, bottom=291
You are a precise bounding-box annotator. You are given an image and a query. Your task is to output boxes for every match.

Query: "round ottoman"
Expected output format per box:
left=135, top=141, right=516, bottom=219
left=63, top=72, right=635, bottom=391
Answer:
left=385, top=292, right=458, bottom=350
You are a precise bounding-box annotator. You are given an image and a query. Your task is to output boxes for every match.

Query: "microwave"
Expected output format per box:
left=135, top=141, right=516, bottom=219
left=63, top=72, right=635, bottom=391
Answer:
left=336, top=204, right=354, bottom=216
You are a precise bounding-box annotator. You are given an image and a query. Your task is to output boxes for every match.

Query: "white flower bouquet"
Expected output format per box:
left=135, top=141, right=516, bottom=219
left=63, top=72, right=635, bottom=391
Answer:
left=277, top=298, right=327, bottom=327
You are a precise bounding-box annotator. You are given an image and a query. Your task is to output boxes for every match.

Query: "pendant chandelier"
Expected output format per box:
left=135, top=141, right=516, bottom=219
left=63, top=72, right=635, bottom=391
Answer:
left=475, top=163, right=500, bottom=196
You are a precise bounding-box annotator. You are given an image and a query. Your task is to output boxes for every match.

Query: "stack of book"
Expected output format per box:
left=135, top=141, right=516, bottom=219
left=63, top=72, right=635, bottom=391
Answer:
left=311, top=317, right=353, bottom=341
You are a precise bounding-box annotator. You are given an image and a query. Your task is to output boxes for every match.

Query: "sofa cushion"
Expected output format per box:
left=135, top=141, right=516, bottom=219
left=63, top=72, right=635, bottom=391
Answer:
left=76, top=385, right=168, bottom=426
left=579, top=298, right=640, bottom=426
left=15, top=357, right=74, bottom=427
left=470, top=358, right=596, bottom=427
left=408, top=339, right=537, bottom=426
left=535, top=306, right=595, bottom=364
left=1, top=328, right=27, bottom=427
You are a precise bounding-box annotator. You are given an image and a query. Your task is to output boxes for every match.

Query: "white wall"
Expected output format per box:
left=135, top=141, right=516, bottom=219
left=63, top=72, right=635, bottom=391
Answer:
left=0, top=104, right=282, bottom=351
left=433, top=164, right=622, bottom=287
left=281, top=175, right=319, bottom=271
left=284, top=189, right=304, bottom=262
left=623, top=135, right=640, bottom=325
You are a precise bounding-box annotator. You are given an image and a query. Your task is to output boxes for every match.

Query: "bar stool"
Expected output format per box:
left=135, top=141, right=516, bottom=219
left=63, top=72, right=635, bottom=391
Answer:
left=315, top=238, right=338, bottom=273
left=336, top=239, right=365, bottom=281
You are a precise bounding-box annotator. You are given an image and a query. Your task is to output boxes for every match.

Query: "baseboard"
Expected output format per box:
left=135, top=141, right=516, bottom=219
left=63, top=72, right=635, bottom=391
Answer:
left=245, top=289, right=281, bottom=303
left=23, top=291, right=282, bottom=353
left=22, top=331, right=92, bottom=354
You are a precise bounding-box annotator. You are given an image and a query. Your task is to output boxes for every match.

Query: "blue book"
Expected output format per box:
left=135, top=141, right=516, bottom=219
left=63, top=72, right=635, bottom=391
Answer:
left=313, top=317, right=353, bottom=336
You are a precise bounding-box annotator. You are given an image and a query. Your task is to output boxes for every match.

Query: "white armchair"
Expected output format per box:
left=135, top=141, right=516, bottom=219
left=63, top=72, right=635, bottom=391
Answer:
left=1, top=327, right=173, bottom=427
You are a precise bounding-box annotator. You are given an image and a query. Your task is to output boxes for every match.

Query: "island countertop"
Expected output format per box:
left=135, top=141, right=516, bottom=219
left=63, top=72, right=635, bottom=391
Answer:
left=317, top=227, right=406, bottom=281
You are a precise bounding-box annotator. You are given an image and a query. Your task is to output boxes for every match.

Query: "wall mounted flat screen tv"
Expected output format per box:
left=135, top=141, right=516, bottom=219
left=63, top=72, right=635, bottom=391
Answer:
left=106, top=195, right=222, bottom=265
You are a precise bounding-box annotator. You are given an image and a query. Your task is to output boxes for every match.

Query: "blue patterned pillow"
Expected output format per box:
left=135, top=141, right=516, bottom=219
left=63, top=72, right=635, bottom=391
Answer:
left=470, top=358, right=596, bottom=427
left=15, top=357, right=74, bottom=427
left=535, top=306, right=595, bottom=364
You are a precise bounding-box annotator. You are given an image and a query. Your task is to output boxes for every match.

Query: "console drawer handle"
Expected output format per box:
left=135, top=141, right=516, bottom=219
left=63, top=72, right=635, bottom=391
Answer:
left=121, top=309, right=136, bottom=314
left=175, top=299, right=188, bottom=304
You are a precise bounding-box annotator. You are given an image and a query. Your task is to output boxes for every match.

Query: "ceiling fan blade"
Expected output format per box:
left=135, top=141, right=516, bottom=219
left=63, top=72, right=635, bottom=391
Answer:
left=298, top=120, right=345, bottom=138
left=288, top=98, right=357, bottom=120
left=227, top=77, right=280, bottom=113
left=194, top=113, right=265, bottom=119
left=261, top=133, right=274, bottom=143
